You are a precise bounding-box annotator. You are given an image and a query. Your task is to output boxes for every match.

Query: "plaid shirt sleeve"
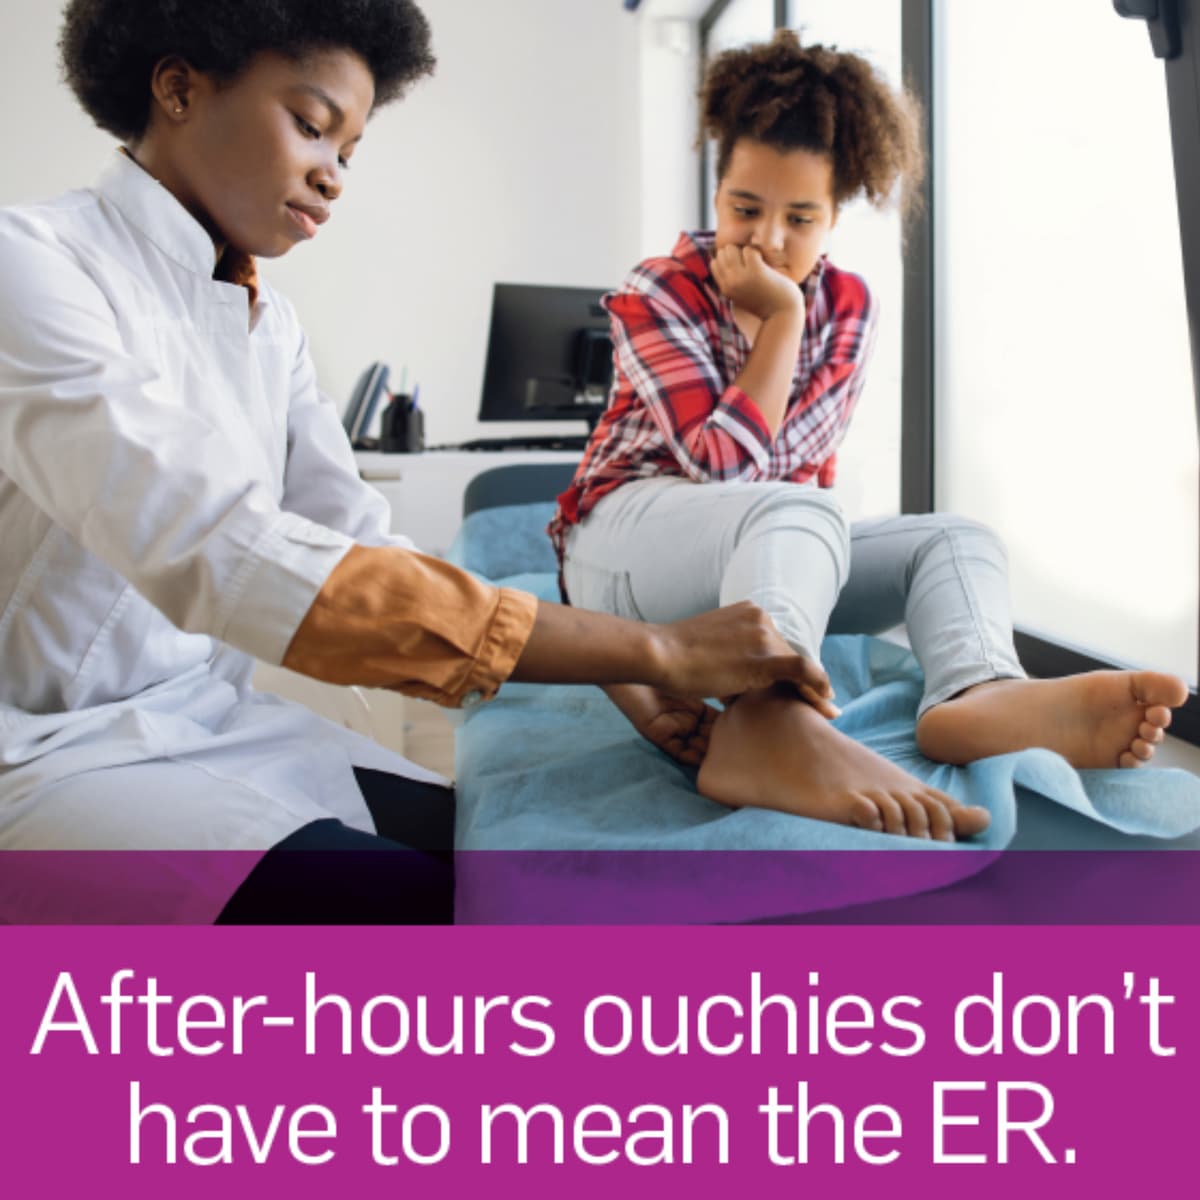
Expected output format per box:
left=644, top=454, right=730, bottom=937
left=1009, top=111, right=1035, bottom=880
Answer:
left=605, top=265, right=774, bottom=482
left=784, top=272, right=879, bottom=487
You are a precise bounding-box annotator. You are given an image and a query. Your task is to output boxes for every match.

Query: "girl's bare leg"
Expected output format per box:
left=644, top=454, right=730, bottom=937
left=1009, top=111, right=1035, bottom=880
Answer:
left=697, top=685, right=991, bottom=841
left=915, top=671, right=1189, bottom=768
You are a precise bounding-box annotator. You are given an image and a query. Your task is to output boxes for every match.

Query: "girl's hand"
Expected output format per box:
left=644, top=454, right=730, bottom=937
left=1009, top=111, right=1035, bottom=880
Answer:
left=711, top=244, right=806, bottom=323
left=603, top=684, right=718, bottom=765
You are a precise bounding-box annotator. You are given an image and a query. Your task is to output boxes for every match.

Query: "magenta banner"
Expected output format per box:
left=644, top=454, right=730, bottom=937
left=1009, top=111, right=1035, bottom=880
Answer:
left=1, top=924, right=1195, bottom=1196
left=4, top=850, right=1200, bottom=925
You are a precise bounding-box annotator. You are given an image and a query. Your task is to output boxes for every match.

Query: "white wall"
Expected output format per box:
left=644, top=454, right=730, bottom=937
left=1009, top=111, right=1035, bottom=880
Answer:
left=0, top=0, right=643, bottom=445
left=0, top=1, right=115, bottom=198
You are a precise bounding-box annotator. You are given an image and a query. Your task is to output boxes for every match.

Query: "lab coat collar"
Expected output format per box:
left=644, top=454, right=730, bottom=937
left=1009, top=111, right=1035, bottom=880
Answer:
left=98, top=149, right=266, bottom=324
left=96, top=149, right=222, bottom=279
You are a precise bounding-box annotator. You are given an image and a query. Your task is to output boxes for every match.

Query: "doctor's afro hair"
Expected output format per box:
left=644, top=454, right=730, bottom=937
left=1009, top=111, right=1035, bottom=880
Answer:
left=59, top=0, right=436, bottom=141
left=701, top=30, right=923, bottom=215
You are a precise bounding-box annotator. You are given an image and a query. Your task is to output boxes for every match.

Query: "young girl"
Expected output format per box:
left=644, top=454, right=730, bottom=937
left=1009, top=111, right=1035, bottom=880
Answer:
left=0, top=1, right=829, bottom=923
left=551, top=31, right=1188, bottom=842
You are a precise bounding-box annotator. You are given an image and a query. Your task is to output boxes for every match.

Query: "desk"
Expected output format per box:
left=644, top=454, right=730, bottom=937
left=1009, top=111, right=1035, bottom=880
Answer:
left=355, top=448, right=581, bottom=557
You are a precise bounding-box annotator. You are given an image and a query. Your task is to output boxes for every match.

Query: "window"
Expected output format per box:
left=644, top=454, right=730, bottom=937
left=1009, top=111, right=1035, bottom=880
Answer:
left=934, top=0, right=1198, bottom=686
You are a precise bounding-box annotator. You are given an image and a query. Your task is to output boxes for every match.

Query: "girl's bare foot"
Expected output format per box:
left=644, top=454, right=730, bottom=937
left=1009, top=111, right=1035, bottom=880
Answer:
left=915, top=671, right=1189, bottom=769
left=696, top=687, right=990, bottom=841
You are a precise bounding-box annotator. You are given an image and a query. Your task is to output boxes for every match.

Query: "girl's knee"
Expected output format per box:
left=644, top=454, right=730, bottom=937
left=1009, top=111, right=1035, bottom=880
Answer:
left=739, top=486, right=850, bottom=547
left=909, top=513, right=1009, bottom=571
left=941, top=514, right=1008, bottom=560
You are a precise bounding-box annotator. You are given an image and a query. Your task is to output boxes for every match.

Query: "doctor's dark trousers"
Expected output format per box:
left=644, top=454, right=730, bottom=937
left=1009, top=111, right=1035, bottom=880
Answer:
left=217, top=769, right=456, bottom=925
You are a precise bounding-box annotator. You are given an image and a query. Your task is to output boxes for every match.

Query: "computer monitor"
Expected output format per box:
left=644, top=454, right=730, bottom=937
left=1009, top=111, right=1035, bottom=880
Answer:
left=478, top=283, right=614, bottom=430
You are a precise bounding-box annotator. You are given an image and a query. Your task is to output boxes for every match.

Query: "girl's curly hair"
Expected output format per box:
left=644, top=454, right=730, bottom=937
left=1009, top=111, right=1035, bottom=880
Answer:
left=700, top=29, right=924, bottom=216
left=59, top=0, right=436, bottom=142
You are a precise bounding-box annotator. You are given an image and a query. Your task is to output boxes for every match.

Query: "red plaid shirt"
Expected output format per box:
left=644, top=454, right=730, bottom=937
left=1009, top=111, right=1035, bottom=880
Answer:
left=548, top=231, right=877, bottom=565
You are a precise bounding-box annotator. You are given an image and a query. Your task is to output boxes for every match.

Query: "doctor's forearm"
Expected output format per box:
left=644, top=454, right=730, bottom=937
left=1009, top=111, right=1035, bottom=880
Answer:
left=509, top=601, right=665, bottom=686
left=282, top=545, right=820, bottom=709
left=513, top=598, right=823, bottom=702
left=283, top=546, right=660, bottom=702
left=282, top=543, right=537, bottom=707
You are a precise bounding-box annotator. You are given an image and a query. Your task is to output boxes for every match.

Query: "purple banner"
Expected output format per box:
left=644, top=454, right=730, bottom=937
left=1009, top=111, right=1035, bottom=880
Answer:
left=1, top=925, right=1196, bottom=1196
left=4, top=850, right=1200, bottom=924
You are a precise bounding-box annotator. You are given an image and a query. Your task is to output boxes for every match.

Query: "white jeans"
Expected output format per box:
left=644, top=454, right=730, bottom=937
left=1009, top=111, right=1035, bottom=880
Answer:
left=563, top=477, right=1026, bottom=717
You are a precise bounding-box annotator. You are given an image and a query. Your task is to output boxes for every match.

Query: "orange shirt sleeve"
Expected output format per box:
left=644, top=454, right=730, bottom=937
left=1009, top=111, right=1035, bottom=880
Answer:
left=282, top=544, right=538, bottom=708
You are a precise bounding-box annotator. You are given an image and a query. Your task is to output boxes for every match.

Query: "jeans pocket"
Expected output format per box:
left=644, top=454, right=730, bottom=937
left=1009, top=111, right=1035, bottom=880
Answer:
left=562, top=555, right=645, bottom=621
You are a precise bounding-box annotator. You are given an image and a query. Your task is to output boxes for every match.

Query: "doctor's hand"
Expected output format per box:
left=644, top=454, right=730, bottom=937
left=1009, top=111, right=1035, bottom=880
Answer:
left=711, top=244, right=806, bottom=324
left=603, top=684, right=718, bottom=766
left=648, top=602, right=838, bottom=718
left=511, top=597, right=836, bottom=717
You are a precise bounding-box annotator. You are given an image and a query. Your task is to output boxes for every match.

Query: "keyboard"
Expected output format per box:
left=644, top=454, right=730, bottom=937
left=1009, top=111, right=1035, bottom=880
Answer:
left=446, top=435, right=590, bottom=452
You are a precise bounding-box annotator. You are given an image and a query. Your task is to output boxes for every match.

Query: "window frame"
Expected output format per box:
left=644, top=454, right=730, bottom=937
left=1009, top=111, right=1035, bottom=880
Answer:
left=698, top=1, right=789, bottom=223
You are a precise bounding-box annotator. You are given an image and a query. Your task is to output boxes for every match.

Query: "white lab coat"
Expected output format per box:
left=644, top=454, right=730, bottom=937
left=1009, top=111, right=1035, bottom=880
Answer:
left=0, top=152, right=443, bottom=912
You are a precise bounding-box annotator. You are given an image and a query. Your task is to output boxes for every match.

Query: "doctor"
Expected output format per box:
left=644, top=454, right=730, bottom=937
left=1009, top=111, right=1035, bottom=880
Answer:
left=0, top=0, right=828, bottom=923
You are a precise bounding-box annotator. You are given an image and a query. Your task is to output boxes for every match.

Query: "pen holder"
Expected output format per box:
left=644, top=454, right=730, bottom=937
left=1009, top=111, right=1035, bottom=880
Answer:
left=380, top=393, right=424, bottom=453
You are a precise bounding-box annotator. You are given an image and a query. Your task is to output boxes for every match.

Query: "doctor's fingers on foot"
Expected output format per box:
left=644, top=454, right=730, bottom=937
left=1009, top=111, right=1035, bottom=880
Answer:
left=764, top=647, right=832, bottom=698
left=798, top=682, right=841, bottom=720
left=654, top=601, right=830, bottom=697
